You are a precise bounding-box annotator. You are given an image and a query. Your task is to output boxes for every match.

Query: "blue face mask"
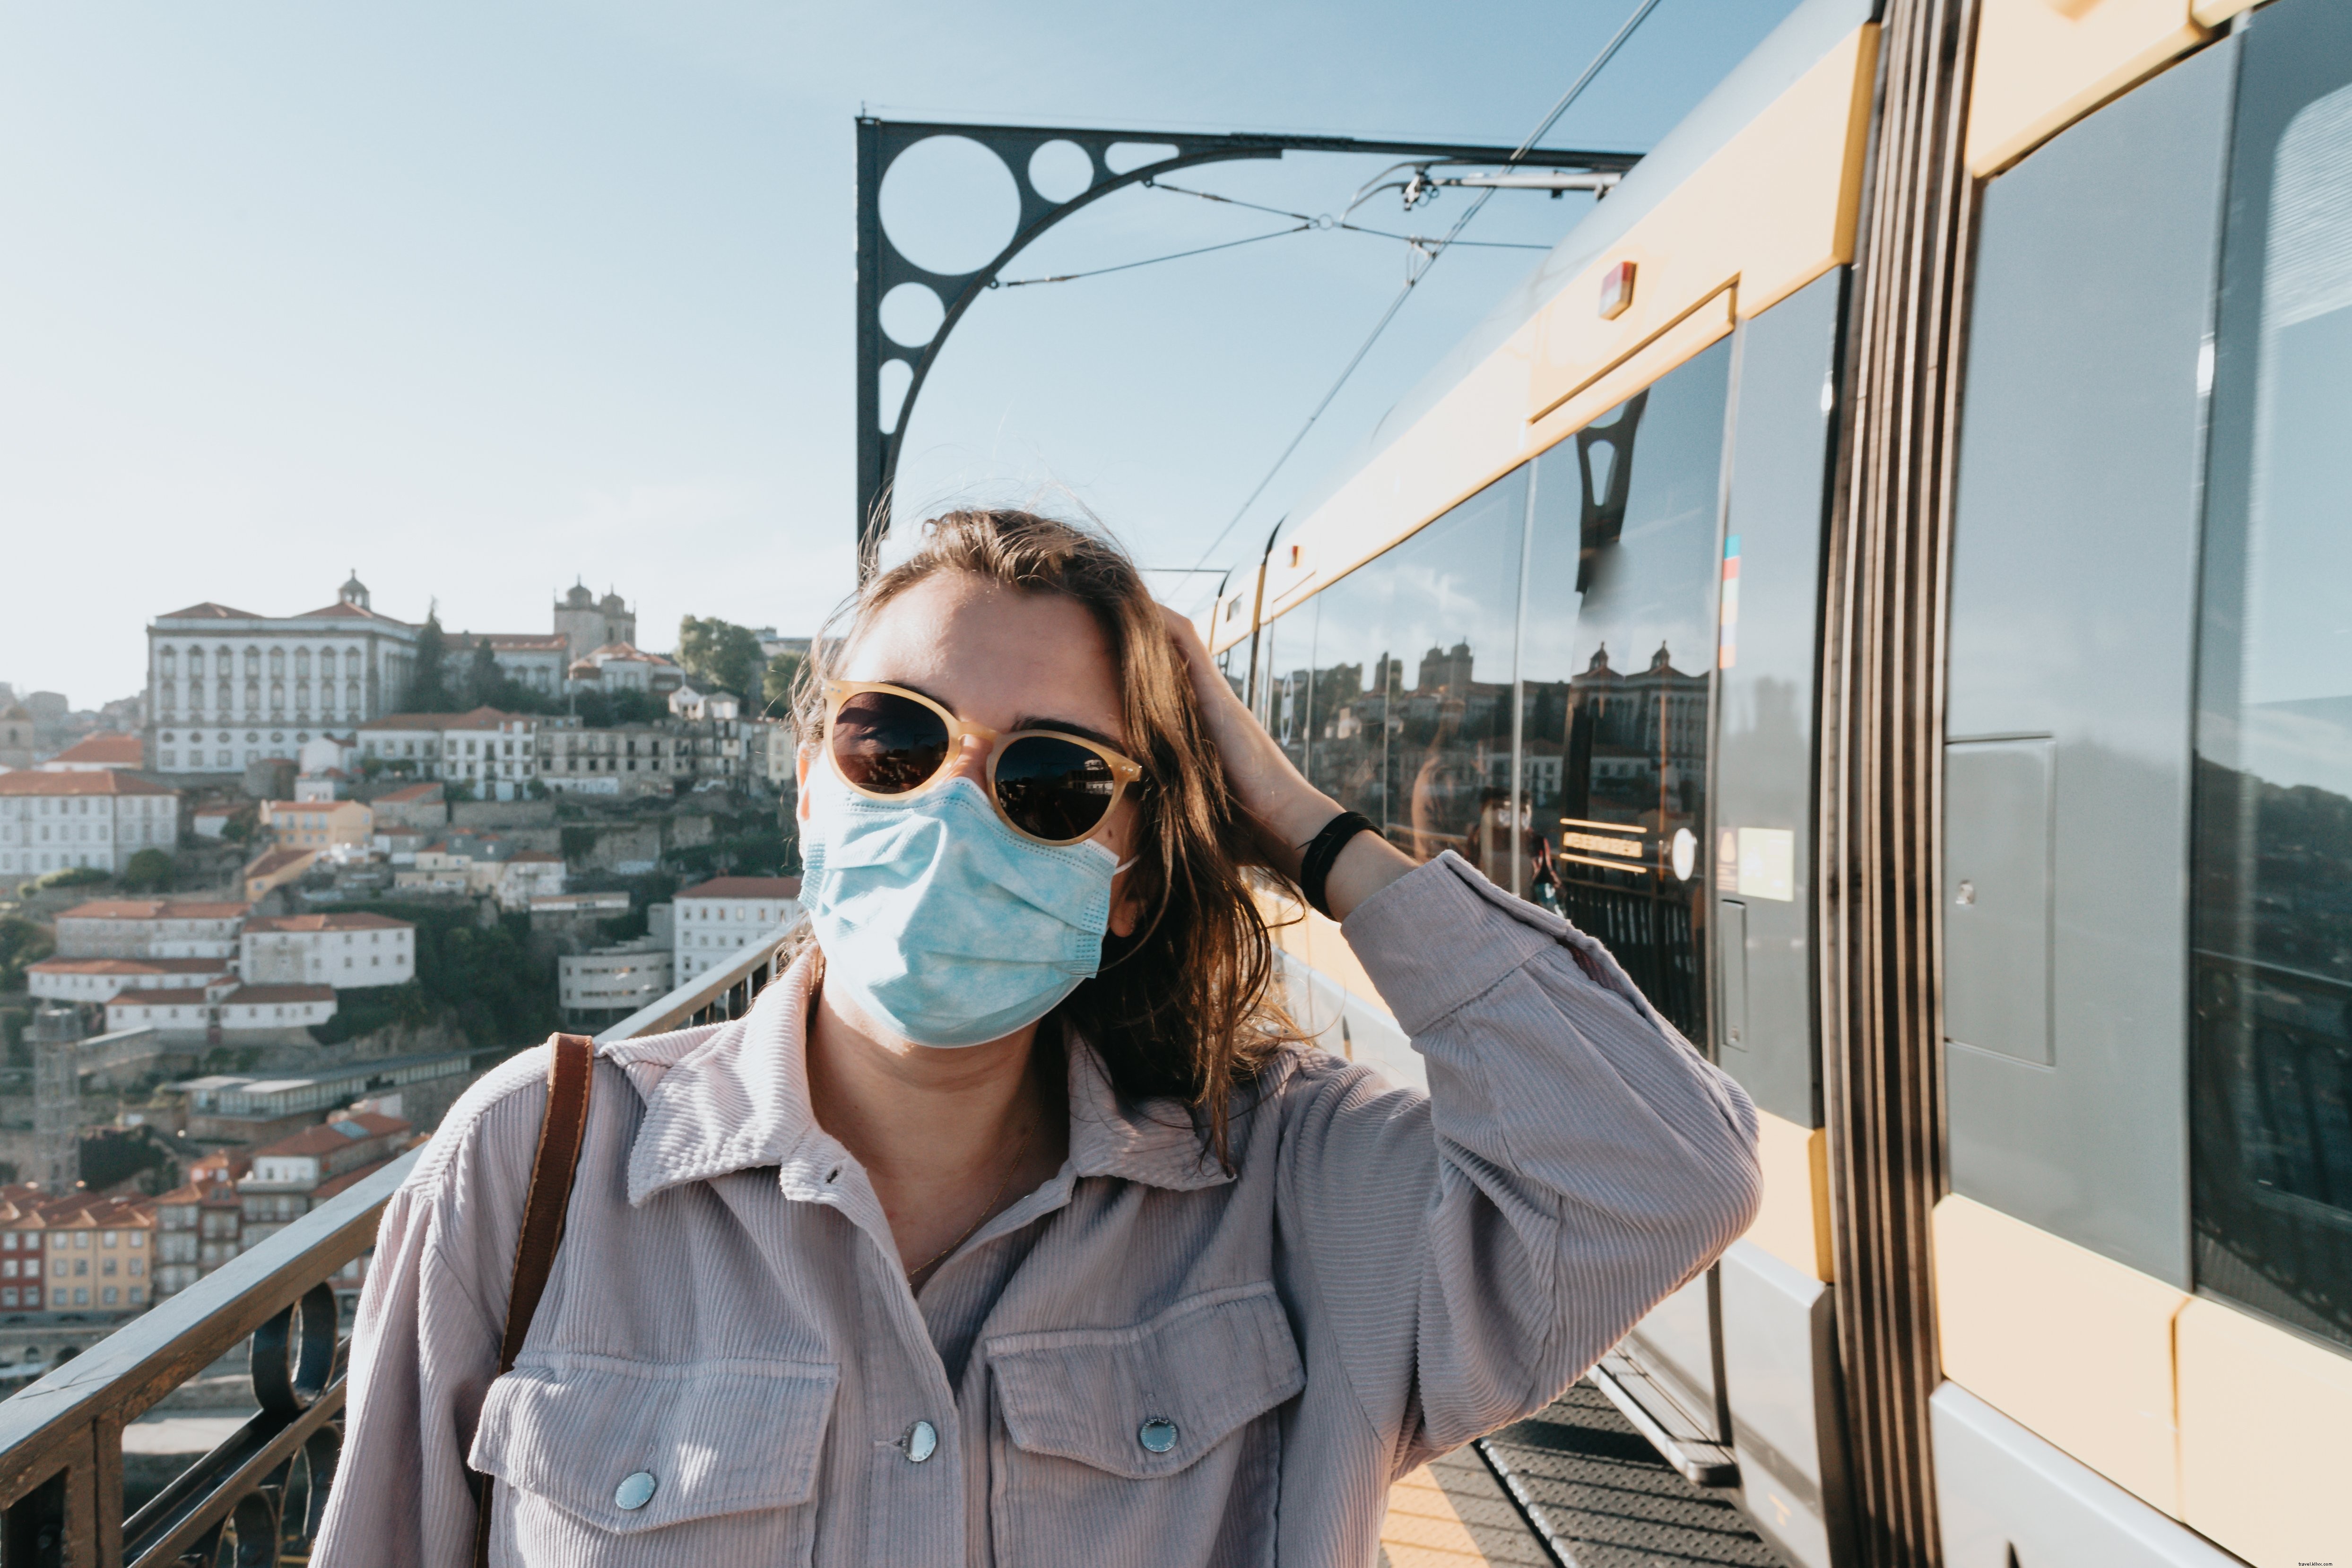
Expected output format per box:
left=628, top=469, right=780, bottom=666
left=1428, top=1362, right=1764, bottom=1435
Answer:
left=800, top=767, right=1124, bottom=1048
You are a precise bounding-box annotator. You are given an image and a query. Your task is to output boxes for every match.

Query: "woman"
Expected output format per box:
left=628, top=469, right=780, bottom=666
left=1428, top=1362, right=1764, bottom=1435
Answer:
left=316, top=509, right=1760, bottom=1567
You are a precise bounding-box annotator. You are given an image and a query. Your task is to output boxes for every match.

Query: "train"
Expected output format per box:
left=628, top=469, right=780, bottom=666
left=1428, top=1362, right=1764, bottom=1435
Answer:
left=1199, top=0, right=2349, bottom=1563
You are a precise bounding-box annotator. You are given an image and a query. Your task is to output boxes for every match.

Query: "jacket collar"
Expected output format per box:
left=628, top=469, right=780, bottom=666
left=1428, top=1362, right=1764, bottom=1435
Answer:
left=607, top=949, right=1235, bottom=1206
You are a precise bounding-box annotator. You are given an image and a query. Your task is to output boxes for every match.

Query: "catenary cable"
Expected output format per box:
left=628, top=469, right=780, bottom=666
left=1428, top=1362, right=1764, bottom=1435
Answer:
left=1183, top=0, right=1666, bottom=574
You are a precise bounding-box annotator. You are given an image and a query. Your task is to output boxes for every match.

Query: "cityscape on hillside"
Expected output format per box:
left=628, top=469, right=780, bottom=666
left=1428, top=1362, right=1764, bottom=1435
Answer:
left=0, top=573, right=809, bottom=1381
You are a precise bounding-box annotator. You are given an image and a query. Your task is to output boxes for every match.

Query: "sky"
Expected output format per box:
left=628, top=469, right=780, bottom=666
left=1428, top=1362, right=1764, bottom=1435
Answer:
left=0, top=0, right=1803, bottom=708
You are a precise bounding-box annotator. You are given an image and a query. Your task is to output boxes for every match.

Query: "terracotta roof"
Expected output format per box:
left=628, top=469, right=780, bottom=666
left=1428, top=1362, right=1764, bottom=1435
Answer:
left=251, top=1110, right=409, bottom=1160
left=244, top=912, right=411, bottom=934
left=360, top=708, right=531, bottom=732
left=156, top=602, right=265, bottom=621
left=507, top=851, right=564, bottom=865
left=374, top=782, right=444, bottom=804
left=153, top=1170, right=241, bottom=1207
left=221, top=984, right=337, bottom=1006
left=289, top=600, right=412, bottom=624
left=57, top=900, right=248, bottom=921
left=44, top=734, right=143, bottom=766
left=676, top=876, right=804, bottom=901
left=263, top=798, right=366, bottom=817
left=30, top=957, right=228, bottom=976
left=0, top=769, right=176, bottom=797
left=107, top=988, right=213, bottom=1008
left=242, top=847, right=318, bottom=879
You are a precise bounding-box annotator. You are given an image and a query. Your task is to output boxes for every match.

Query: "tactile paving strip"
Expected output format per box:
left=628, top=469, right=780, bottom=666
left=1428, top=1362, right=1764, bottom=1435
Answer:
left=1474, top=1380, right=1791, bottom=1568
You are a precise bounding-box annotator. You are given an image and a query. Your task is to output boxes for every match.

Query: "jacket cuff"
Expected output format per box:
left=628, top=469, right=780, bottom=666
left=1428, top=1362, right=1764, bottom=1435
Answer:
left=1338, top=852, right=1554, bottom=1036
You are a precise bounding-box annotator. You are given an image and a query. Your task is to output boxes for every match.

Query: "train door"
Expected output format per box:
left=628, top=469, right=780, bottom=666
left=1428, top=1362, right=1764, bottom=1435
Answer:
left=1709, top=269, right=1850, bottom=1568
left=1927, top=13, right=2349, bottom=1562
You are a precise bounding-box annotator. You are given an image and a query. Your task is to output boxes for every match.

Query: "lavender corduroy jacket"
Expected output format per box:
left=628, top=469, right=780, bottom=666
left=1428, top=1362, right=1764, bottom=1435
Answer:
left=313, top=851, right=1761, bottom=1567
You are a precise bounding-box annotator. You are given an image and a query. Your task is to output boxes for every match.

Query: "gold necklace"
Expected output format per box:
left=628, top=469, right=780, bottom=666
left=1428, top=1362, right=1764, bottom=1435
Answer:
left=908, top=1111, right=1036, bottom=1285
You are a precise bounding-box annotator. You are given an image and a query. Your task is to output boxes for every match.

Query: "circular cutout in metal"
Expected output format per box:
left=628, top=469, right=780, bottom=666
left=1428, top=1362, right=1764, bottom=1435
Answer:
left=1027, top=139, right=1094, bottom=203
left=879, top=135, right=1020, bottom=276
left=879, top=282, right=946, bottom=348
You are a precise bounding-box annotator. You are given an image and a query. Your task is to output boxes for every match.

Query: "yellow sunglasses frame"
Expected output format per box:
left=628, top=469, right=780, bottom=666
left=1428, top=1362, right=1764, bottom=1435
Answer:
left=821, top=679, right=1145, bottom=848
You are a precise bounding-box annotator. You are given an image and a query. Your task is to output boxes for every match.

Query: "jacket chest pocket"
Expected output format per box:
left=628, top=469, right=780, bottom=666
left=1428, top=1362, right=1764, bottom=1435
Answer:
left=469, top=1351, right=838, bottom=1567
left=985, top=1284, right=1306, bottom=1568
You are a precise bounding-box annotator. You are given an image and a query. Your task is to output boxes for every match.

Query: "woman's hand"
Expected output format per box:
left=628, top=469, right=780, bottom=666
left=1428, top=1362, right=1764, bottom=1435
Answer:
left=1159, top=605, right=1413, bottom=919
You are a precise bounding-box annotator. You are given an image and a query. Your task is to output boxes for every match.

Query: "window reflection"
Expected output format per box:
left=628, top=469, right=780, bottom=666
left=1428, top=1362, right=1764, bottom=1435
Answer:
left=1524, top=341, right=1731, bottom=1036
left=1290, top=469, right=1527, bottom=887
left=2192, top=10, right=2352, bottom=1350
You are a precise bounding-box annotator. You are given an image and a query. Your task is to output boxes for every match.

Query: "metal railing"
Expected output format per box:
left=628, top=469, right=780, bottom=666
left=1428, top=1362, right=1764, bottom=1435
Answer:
left=0, top=929, right=796, bottom=1566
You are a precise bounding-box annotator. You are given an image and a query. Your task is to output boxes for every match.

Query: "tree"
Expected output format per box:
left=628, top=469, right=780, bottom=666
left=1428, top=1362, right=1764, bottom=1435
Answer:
left=409, top=612, right=455, bottom=711
left=464, top=638, right=502, bottom=709
left=762, top=650, right=806, bottom=719
left=677, top=616, right=765, bottom=701
left=0, top=917, right=52, bottom=992
left=121, top=849, right=174, bottom=892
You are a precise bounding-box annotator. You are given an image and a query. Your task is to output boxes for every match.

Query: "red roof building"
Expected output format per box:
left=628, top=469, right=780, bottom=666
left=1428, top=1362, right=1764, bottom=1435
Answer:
left=39, top=734, right=145, bottom=772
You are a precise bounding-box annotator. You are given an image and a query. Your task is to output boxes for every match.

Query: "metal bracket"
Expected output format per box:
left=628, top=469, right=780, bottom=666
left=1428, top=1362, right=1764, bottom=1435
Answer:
left=854, top=118, right=1640, bottom=563
left=1590, top=1350, right=1743, bottom=1487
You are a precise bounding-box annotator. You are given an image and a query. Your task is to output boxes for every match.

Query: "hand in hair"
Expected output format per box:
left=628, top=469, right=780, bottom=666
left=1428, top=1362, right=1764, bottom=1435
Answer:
left=1158, top=605, right=1413, bottom=923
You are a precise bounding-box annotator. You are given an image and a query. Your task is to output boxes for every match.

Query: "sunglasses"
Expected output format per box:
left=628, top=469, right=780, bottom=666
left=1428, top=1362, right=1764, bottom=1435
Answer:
left=822, top=680, right=1145, bottom=847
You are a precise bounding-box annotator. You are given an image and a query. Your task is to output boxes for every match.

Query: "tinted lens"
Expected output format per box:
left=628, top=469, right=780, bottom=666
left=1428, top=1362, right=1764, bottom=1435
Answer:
left=830, top=690, right=950, bottom=795
left=995, top=735, right=1120, bottom=842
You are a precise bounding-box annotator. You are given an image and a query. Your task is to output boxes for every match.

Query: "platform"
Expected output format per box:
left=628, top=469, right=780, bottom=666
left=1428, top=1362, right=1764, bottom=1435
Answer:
left=1380, top=1380, right=1792, bottom=1568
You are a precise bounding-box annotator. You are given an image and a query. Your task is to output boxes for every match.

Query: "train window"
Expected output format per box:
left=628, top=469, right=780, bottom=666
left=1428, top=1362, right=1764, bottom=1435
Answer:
left=2191, top=0, right=2352, bottom=1349
left=1257, top=600, right=1313, bottom=780
left=1297, top=467, right=1528, bottom=885
left=1522, top=339, right=1732, bottom=1038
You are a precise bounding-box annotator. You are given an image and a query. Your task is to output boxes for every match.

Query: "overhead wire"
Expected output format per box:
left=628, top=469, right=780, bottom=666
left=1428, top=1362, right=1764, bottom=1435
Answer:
left=1183, top=0, right=1666, bottom=574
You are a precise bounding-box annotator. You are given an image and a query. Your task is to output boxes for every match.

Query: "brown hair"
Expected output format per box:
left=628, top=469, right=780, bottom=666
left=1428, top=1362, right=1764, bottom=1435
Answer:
left=790, top=508, right=1292, bottom=1166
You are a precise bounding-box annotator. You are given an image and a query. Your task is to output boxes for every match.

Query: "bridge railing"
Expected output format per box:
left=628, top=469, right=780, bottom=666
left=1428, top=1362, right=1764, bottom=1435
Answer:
left=0, top=928, right=795, bottom=1567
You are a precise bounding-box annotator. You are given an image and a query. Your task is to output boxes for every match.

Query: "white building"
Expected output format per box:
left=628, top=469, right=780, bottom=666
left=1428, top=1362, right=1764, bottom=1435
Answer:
left=27, top=957, right=233, bottom=1004
left=147, top=576, right=420, bottom=776
left=537, top=721, right=691, bottom=797
left=53, top=900, right=248, bottom=960
left=567, top=643, right=682, bottom=696
left=211, top=984, right=338, bottom=1035
left=558, top=939, right=674, bottom=1015
left=673, top=876, right=803, bottom=983
left=446, top=632, right=572, bottom=699
left=353, top=708, right=538, bottom=797
left=242, top=913, right=416, bottom=989
left=0, top=770, right=181, bottom=876
left=668, top=687, right=741, bottom=722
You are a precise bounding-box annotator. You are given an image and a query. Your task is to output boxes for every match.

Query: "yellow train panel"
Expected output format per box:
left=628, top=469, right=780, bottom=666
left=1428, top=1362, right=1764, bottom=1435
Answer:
left=1747, top=1111, right=1835, bottom=1283
left=1527, top=24, right=1876, bottom=427
left=1266, top=22, right=1878, bottom=627
left=1964, top=0, right=2211, bottom=176
left=2176, top=1296, right=2352, bottom=1568
left=1932, top=1194, right=2188, bottom=1516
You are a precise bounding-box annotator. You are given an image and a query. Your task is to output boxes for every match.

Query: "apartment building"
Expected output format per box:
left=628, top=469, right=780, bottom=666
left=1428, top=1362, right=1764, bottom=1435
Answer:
left=353, top=709, right=538, bottom=797
left=28, top=957, right=233, bottom=1005
left=242, top=912, right=416, bottom=988
left=260, top=797, right=373, bottom=853
left=0, top=1188, right=159, bottom=1317
left=52, top=900, right=248, bottom=960
left=0, top=770, right=181, bottom=876
left=674, top=876, right=802, bottom=982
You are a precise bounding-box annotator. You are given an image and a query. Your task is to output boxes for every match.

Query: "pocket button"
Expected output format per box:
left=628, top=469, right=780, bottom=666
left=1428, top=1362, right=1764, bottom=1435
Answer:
left=614, top=1471, right=657, bottom=1511
left=907, top=1420, right=939, bottom=1463
left=1137, top=1417, right=1179, bottom=1454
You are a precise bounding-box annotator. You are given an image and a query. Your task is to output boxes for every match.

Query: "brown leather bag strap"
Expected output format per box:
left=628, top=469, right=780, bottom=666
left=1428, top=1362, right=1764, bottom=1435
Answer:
left=472, top=1032, right=596, bottom=1568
